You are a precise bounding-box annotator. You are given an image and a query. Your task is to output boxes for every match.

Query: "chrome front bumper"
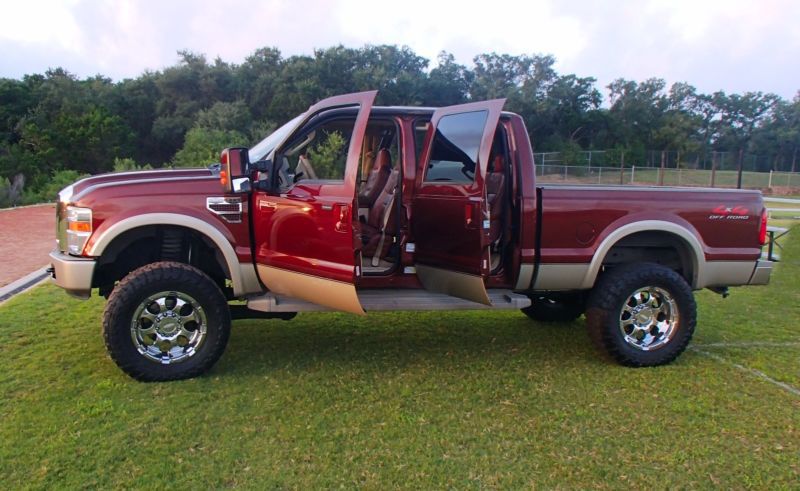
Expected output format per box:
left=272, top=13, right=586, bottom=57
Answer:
left=748, top=259, right=772, bottom=285
left=49, top=249, right=95, bottom=299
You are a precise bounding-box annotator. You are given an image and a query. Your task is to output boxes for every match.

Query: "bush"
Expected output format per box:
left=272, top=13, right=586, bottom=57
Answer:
left=0, top=174, right=25, bottom=208
left=113, top=158, right=153, bottom=172
left=23, top=169, right=88, bottom=204
left=172, top=128, right=249, bottom=168
left=306, top=131, right=346, bottom=179
left=0, top=177, right=11, bottom=208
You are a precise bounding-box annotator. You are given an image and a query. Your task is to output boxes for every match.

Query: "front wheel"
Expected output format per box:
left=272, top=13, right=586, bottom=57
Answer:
left=103, top=262, right=231, bottom=381
left=585, top=263, right=696, bottom=367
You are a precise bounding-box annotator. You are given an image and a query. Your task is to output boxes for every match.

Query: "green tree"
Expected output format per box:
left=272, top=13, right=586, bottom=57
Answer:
left=172, top=127, right=248, bottom=168
left=306, top=131, right=347, bottom=179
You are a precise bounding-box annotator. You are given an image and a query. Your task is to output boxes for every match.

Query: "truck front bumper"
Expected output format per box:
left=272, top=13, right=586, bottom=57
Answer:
left=748, top=259, right=772, bottom=285
left=49, top=249, right=95, bottom=299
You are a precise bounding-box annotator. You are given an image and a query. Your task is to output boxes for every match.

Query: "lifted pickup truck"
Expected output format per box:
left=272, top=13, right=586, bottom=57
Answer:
left=50, top=91, right=772, bottom=381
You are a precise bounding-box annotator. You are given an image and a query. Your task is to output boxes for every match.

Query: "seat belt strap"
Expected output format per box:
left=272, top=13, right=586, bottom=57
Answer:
left=372, top=192, right=396, bottom=267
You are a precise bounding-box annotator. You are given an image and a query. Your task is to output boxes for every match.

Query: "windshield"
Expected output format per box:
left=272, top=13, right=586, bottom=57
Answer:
left=248, top=113, right=306, bottom=163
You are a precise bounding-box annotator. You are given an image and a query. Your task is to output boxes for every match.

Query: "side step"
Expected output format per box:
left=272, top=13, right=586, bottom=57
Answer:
left=247, top=289, right=532, bottom=313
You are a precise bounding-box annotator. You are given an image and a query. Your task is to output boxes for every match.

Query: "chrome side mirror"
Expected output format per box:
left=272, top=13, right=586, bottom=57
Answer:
left=232, top=177, right=251, bottom=193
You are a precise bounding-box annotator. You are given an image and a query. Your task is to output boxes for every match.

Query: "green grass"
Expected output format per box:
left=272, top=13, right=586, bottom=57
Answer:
left=2, top=239, right=800, bottom=488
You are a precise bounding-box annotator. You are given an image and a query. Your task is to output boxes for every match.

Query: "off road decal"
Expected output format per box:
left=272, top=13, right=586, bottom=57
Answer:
left=709, top=205, right=750, bottom=220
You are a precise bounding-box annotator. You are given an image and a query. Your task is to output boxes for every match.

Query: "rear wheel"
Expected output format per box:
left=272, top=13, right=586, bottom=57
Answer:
left=521, top=292, right=585, bottom=323
left=586, top=263, right=696, bottom=367
left=103, top=262, right=231, bottom=381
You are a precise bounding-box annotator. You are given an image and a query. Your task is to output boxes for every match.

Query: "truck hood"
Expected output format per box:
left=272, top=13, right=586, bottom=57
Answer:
left=66, top=168, right=216, bottom=203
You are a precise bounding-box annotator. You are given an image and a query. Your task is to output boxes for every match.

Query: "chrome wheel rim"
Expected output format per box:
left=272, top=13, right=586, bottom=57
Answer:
left=619, top=286, right=679, bottom=351
left=130, top=291, right=207, bottom=364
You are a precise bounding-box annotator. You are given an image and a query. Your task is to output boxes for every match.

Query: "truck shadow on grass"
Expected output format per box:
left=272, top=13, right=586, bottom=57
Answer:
left=216, top=310, right=610, bottom=378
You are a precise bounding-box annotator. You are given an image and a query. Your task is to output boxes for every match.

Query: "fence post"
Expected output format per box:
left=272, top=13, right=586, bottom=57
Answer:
left=768, top=170, right=773, bottom=188
left=710, top=152, right=717, bottom=188
left=658, top=150, right=666, bottom=186
left=678, top=168, right=682, bottom=186
left=631, top=166, right=635, bottom=184
left=736, top=148, right=744, bottom=189
left=619, top=151, right=625, bottom=185
left=564, top=165, right=568, bottom=181
left=598, top=167, right=602, bottom=183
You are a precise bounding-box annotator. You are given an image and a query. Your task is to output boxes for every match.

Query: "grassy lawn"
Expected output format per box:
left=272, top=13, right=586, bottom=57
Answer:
left=2, top=239, right=799, bottom=488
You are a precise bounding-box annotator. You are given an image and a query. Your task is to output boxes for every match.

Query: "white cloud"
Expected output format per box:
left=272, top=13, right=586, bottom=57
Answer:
left=334, top=0, right=588, bottom=68
left=0, top=0, right=85, bottom=51
left=0, top=0, right=797, bottom=98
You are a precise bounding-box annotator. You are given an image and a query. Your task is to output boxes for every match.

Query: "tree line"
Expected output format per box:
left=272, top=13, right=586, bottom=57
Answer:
left=1, top=44, right=798, bottom=206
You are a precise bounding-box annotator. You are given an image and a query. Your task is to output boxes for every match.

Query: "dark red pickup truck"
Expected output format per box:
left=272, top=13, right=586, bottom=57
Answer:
left=49, top=91, right=772, bottom=381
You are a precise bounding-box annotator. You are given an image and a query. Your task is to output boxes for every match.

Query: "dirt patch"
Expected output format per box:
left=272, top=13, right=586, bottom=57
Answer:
left=0, top=204, right=55, bottom=288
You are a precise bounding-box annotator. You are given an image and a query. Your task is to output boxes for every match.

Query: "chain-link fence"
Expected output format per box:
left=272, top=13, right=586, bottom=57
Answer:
left=535, top=164, right=800, bottom=190
left=535, top=150, right=798, bottom=174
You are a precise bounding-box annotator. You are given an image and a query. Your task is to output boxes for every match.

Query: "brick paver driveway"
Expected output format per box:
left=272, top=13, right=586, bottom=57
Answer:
left=0, top=204, right=55, bottom=288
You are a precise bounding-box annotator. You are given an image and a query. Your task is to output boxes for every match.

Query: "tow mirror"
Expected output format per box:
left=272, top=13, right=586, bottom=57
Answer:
left=219, top=147, right=251, bottom=193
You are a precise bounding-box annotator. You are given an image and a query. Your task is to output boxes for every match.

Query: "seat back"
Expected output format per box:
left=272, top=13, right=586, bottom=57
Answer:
left=486, top=155, right=505, bottom=243
left=358, top=148, right=392, bottom=207
left=367, top=168, right=400, bottom=230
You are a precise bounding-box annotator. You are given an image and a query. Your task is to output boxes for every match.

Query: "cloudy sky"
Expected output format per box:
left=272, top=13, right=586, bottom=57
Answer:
left=1, top=0, right=798, bottom=100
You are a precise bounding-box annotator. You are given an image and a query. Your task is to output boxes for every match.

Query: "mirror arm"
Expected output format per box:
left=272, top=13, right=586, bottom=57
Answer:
left=252, top=160, right=272, bottom=172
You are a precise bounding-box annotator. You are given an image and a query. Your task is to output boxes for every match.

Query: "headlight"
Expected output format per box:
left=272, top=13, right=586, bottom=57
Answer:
left=66, top=206, right=92, bottom=255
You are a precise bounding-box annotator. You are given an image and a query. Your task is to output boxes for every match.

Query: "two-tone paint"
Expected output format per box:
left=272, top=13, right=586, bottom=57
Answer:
left=49, top=93, right=771, bottom=312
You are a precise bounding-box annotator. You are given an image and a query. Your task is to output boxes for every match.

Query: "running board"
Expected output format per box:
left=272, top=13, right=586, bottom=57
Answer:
left=247, top=289, right=532, bottom=313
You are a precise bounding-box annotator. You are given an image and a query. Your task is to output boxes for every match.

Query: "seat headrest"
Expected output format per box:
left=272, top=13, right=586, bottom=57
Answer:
left=373, top=148, right=391, bottom=171
left=491, top=155, right=504, bottom=173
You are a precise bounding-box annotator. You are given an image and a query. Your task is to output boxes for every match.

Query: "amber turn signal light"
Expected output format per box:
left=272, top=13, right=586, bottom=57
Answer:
left=68, top=221, right=92, bottom=233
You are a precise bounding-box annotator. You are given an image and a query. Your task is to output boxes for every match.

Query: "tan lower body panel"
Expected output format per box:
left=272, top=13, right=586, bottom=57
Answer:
left=415, top=264, right=491, bottom=306
left=534, top=263, right=591, bottom=290
left=256, top=264, right=365, bottom=315
left=234, top=262, right=263, bottom=296
left=514, top=264, right=534, bottom=290
left=698, top=260, right=760, bottom=288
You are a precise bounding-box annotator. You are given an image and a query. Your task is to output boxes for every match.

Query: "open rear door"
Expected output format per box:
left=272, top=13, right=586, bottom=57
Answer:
left=252, top=91, right=376, bottom=314
left=411, top=99, right=505, bottom=305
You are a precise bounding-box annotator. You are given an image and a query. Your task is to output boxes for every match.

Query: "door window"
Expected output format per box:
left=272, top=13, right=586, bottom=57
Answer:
left=276, top=116, right=357, bottom=190
left=424, top=110, right=488, bottom=184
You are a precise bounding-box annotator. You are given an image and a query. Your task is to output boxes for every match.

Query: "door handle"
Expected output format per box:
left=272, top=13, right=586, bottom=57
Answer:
left=258, top=200, right=278, bottom=210
left=334, top=203, right=350, bottom=233
left=465, top=202, right=479, bottom=229
left=284, top=194, right=315, bottom=203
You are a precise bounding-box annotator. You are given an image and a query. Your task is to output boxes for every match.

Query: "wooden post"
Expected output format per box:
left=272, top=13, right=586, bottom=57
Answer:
left=710, top=151, right=717, bottom=187
left=736, top=147, right=744, bottom=189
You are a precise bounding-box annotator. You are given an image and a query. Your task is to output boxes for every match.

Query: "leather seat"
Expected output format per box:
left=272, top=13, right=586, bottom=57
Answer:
left=358, top=148, right=392, bottom=207
left=361, top=168, right=400, bottom=260
left=486, top=155, right=505, bottom=244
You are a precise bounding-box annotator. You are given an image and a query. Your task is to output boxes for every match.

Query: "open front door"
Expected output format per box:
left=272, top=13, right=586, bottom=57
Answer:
left=252, top=91, right=376, bottom=314
left=411, top=99, right=505, bottom=305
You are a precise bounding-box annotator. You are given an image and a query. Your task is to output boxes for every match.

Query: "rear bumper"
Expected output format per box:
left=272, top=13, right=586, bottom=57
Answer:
left=748, top=259, right=772, bottom=285
left=49, top=249, right=95, bottom=299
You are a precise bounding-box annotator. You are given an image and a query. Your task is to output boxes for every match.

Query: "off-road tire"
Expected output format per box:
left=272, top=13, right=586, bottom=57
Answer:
left=103, top=262, right=231, bottom=381
left=586, top=263, right=696, bottom=367
left=521, top=293, right=586, bottom=323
